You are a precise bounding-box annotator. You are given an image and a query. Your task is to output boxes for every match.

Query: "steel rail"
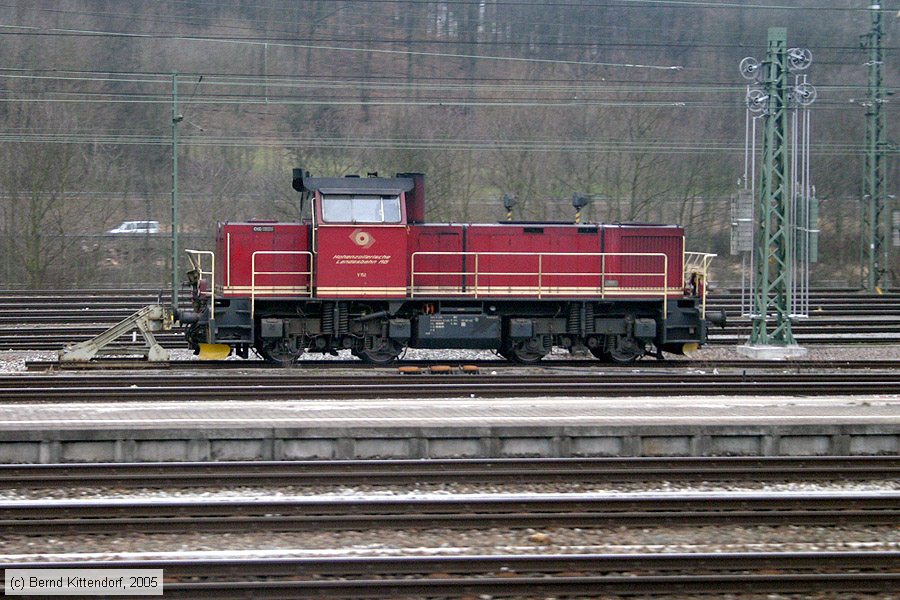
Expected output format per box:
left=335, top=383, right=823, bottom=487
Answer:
left=8, top=550, right=897, bottom=577
left=2, top=492, right=898, bottom=535
left=3, top=456, right=897, bottom=489
left=21, top=357, right=900, bottom=371
left=2, top=375, right=899, bottom=400
left=142, top=573, right=900, bottom=598
left=3, top=371, right=899, bottom=387
left=3, top=552, right=898, bottom=597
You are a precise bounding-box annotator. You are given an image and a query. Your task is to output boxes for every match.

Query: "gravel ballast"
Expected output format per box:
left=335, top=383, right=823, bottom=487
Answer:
left=2, top=523, right=897, bottom=562
left=4, top=343, right=900, bottom=373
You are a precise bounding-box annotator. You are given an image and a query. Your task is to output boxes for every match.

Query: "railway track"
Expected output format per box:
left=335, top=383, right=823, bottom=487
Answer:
left=4, top=319, right=900, bottom=350
left=2, top=371, right=899, bottom=401
left=5, top=456, right=897, bottom=488
left=4, top=552, right=898, bottom=597
left=21, top=357, right=900, bottom=371
left=2, top=288, right=900, bottom=349
left=3, top=491, right=898, bottom=535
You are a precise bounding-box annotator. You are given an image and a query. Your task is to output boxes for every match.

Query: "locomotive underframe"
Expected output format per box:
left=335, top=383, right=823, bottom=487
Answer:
left=190, top=295, right=706, bottom=364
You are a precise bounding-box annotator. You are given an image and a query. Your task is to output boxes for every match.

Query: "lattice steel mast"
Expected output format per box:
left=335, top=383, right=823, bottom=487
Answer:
left=171, top=73, right=182, bottom=309
left=861, top=4, right=887, bottom=292
left=738, top=28, right=816, bottom=352
left=751, top=28, right=795, bottom=345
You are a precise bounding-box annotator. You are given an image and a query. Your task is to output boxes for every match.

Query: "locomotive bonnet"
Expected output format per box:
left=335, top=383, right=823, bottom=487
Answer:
left=183, top=170, right=722, bottom=364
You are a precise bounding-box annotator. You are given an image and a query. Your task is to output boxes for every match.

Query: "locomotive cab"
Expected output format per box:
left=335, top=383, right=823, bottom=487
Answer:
left=307, top=176, right=413, bottom=299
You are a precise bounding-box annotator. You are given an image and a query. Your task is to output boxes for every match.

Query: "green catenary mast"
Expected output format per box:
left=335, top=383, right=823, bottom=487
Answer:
left=171, top=73, right=183, bottom=309
left=861, top=4, right=888, bottom=292
left=750, top=28, right=796, bottom=346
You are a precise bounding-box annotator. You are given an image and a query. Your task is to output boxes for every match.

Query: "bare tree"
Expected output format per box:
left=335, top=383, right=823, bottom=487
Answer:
left=0, top=103, right=110, bottom=287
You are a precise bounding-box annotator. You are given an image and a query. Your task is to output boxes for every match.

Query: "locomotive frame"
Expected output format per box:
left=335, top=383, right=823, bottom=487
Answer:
left=181, top=171, right=721, bottom=364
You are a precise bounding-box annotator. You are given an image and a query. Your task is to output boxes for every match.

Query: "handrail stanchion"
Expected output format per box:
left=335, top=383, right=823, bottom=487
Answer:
left=410, top=253, right=416, bottom=298
left=474, top=254, right=479, bottom=298
left=662, top=255, right=668, bottom=319
left=601, top=254, right=606, bottom=298
left=538, top=254, right=543, bottom=299
left=251, top=252, right=257, bottom=322
left=185, top=249, right=215, bottom=322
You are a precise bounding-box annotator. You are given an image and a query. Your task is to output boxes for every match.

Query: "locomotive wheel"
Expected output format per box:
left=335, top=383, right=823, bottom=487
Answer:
left=589, top=347, right=607, bottom=360
left=356, top=339, right=403, bottom=364
left=590, top=343, right=642, bottom=364
left=257, top=340, right=302, bottom=365
left=499, top=341, right=547, bottom=364
left=591, top=348, right=640, bottom=364
left=606, top=346, right=642, bottom=364
left=591, top=341, right=644, bottom=365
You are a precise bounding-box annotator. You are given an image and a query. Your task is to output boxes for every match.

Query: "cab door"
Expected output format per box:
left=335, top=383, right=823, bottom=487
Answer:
left=314, top=193, right=408, bottom=298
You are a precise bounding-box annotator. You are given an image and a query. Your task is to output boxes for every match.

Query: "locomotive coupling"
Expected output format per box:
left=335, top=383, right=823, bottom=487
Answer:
left=706, top=309, right=727, bottom=328
left=174, top=309, right=203, bottom=324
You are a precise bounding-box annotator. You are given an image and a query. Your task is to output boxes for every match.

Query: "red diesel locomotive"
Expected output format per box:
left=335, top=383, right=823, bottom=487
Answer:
left=181, top=170, right=722, bottom=364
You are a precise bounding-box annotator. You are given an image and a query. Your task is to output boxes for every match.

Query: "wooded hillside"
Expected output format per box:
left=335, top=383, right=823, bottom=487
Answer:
left=0, top=0, right=895, bottom=288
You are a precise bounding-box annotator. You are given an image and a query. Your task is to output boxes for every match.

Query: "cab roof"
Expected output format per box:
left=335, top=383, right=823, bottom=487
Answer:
left=295, top=175, right=415, bottom=196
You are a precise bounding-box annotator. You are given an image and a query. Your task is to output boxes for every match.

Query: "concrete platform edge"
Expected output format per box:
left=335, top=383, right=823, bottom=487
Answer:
left=0, top=423, right=897, bottom=463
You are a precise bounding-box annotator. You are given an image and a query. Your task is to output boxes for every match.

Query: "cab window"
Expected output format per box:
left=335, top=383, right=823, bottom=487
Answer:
left=321, top=194, right=402, bottom=224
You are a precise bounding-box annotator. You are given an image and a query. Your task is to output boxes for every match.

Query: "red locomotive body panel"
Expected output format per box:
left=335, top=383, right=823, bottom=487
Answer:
left=216, top=222, right=312, bottom=298
left=315, top=225, right=409, bottom=297
left=212, top=221, right=685, bottom=302
left=406, top=223, right=684, bottom=299
left=408, top=224, right=465, bottom=295
left=602, top=225, right=684, bottom=295
left=464, top=224, right=604, bottom=297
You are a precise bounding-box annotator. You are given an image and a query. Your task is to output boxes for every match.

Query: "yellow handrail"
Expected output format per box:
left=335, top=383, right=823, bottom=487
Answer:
left=250, top=251, right=314, bottom=320
left=410, top=251, right=670, bottom=317
left=684, top=252, right=717, bottom=318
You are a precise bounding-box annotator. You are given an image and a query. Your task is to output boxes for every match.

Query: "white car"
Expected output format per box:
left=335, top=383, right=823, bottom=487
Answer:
left=108, top=220, right=160, bottom=234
